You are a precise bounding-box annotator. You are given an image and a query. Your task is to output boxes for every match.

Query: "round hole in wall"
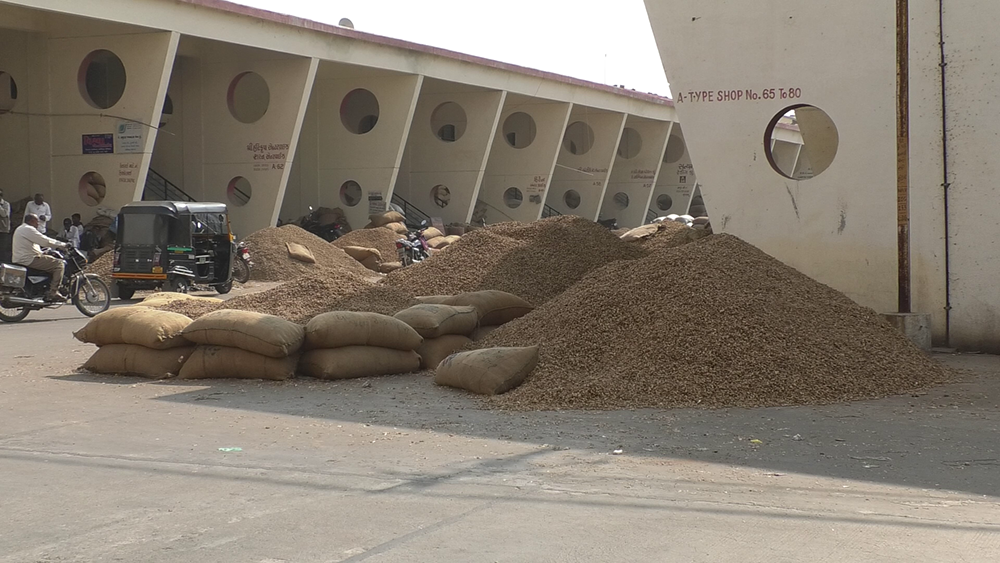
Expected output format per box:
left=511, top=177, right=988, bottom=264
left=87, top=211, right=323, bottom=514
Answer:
left=656, top=194, right=673, bottom=211
left=765, top=104, right=839, bottom=180
left=502, top=112, right=537, bottom=149
left=613, top=192, right=629, bottom=210
left=563, top=189, right=581, bottom=209
left=340, top=180, right=362, bottom=207
left=159, top=93, right=174, bottom=128
left=340, top=88, right=380, bottom=135
left=78, top=50, right=127, bottom=110
left=78, top=172, right=107, bottom=207
left=431, top=102, right=467, bottom=142
left=430, top=184, right=451, bottom=208
left=0, top=72, right=18, bottom=114
left=503, top=187, right=523, bottom=209
left=562, top=121, right=595, bottom=155
left=617, top=127, right=642, bottom=159
left=227, top=176, right=252, bottom=207
left=227, top=71, right=270, bottom=124
left=664, top=134, right=685, bottom=164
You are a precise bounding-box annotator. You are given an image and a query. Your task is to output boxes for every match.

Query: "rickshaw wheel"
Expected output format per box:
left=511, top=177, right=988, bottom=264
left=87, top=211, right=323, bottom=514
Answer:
left=116, top=284, right=135, bottom=300
left=215, top=280, right=233, bottom=295
left=166, top=276, right=190, bottom=294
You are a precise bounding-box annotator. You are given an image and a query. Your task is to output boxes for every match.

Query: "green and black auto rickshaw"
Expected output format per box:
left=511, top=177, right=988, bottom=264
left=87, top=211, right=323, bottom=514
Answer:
left=111, top=202, right=235, bottom=299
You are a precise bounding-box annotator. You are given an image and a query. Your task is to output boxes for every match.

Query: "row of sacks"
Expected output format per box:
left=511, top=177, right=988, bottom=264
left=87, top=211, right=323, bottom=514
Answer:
left=76, top=290, right=539, bottom=395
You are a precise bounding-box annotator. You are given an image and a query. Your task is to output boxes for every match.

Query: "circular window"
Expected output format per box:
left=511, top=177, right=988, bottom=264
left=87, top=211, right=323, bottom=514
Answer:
left=430, top=185, right=451, bottom=208
left=766, top=105, right=839, bottom=180
left=340, top=180, right=362, bottom=207
left=0, top=72, right=18, bottom=114
left=78, top=172, right=106, bottom=207
left=562, top=121, right=595, bottom=155
left=78, top=50, right=126, bottom=109
left=656, top=194, right=673, bottom=211
left=503, top=187, right=523, bottom=209
left=664, top=134, right=685, bottom=164
left=227, top=177, right=252, bottom=207
left=563, top=190, right=581, bottom=209
left=340, top=88, right=380, bottom=135
left=617, top=127, right=642, bottom=159
left=159, top=93, right=174, bottom=128
left=502, top=112, right=537, bottom=149
left=227, top=71, right=270, bottom=124
left=431, top=102, right=468, bottom=142
left=613, top=192, right=630, bottom=210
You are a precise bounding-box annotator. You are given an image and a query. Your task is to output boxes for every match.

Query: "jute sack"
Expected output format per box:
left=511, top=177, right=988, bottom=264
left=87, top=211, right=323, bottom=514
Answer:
left=379, top=261, right=403, bottom=274
left=73, top=307, right=147, bottom=346
left=385, top=222, right=408, bottom=235
left=286, top=242, right=316, bottom=264
left=182, top=310, right=305, bottom=358
left=177, top=345, right=298, bottom=380
left=342, top=246, right=381, bottom=262
left=433, top=346, right=539, bottom=395
left=416, top=291, right=533, bottom=326
left=83, top=344, right=195, bottom=379
left=442, top=235, right=462, bottom=245
left=120, top=308, right=193, bottom=350
left=393, top=304, right=479, bottom=339
left=299, top=346, right=420, bottom=380
left=360, top=254, right=380, bottom=271
left=470, top=325, right=500, bottom=342
left=421, top=227, right=444, bottom=240
left=620, top=224, right=660, bottom=242
left=425, top=236, right=449, bottom=250
left=369, top=211, right=405, bottom=228
left=416, top=335, right=471, bottom=370
left=305, top=311, right=423, bottom=351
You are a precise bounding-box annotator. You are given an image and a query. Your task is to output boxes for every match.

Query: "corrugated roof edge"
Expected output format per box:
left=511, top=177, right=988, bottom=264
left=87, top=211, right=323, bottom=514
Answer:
left=177, top=0, right=674, bottom=107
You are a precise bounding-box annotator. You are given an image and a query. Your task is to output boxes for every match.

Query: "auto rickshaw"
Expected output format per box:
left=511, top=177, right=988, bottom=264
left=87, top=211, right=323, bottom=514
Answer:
left=111, top=201, right=235, bottom=299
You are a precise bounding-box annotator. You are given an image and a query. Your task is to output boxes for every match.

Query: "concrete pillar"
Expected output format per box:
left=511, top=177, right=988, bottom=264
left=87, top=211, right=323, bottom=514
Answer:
left=650, top=124, right=697, bottom=217
left=769, top=139, right=801, bottom=180
left=479, top=96, right=572, bottom=223
left=546, top=106, right=627, bottom=220
left=0, top=29, right=41, bottom=204
left=600, top=116, right=672, bottom=228
left=283, top=65, right=422, bottom=229
left=395, top=79, right=505, bottom=225
left=45, top=30, right=178, bottom=226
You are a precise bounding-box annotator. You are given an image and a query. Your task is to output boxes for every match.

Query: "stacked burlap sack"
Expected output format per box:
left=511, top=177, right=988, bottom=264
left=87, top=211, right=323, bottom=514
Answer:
left=298, top=312, right=421, bottom=379
left=365, top=211, right=408, bottom=235
left=341, top=246, right=382, bottom=272
left=76, top=307, right=195, bottom=379
left=394, top=303, right=480, bottom=370
left=415, top=290, right=534, bottom=345
left=178, top=310, right=304, bottom=380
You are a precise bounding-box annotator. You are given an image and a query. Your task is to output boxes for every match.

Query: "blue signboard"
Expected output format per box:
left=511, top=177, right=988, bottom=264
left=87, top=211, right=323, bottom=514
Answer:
left=82, top=133, right=114, bottom=154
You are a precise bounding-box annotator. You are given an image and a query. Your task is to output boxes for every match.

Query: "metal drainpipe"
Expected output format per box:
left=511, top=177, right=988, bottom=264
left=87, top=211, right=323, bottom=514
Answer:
left=939, top=0, right=952, bottom=345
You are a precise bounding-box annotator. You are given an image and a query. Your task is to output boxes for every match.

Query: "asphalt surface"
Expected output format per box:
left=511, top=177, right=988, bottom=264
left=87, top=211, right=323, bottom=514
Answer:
left=1, top=298, right=999, bottom=561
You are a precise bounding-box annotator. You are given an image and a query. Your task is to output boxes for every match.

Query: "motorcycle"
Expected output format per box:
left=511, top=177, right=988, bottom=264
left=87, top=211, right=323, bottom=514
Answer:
left=232, top=240, right=252, bottom=284
left=298, top=206, right=346, bottom=242
left=396, top=228, right=430, bottom=267
left=0, top=247, right=111, bottom=322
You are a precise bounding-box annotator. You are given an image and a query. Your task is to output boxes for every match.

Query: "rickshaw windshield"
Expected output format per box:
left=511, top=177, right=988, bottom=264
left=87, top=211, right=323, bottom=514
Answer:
left=120, top=215, right=167, bottom=246
left=193, top=213, right=227, bottom=236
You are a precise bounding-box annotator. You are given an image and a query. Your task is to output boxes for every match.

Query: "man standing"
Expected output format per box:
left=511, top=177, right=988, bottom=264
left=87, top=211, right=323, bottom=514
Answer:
left=25, top=193, right=52, bottom=235
left=12, top=213, right=69, bottom=301
left=0, top=188, right=10, bottom=263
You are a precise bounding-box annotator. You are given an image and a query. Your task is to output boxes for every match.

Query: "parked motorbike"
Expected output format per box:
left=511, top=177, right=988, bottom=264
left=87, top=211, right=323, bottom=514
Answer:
left=233, top=240, right=252, bottom=284
left=0, top=247, right=111, bottom=322
left=597, top=218, right=619, bottom=230
left=298, top=206, right=346, bottom=242
left=396, top=229, right=430, bottom=266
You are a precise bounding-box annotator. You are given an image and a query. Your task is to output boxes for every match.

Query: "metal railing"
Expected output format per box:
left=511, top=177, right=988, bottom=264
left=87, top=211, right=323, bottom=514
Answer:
left=391, top=193, right=431, bottom=228
left=142, top=168, right=195, bottom=202
left=646, top=208, right=659, bottom=224
left=542, top=204, right=562, bottom=219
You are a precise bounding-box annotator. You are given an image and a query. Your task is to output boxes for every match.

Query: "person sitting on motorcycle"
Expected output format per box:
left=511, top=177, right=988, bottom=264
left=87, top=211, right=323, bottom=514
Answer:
left=12, top=213, right=70, bottom=301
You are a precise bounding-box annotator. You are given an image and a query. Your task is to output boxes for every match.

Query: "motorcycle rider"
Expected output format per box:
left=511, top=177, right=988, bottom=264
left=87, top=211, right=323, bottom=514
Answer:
left=12, top=213, right=70, bottom=301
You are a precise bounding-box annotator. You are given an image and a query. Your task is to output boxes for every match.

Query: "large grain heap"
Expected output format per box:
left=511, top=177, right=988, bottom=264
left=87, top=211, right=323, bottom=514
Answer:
left=481, top=234, right=951, bottom=410
left=243, top=225, right=370, bottom=281
left=384, top=216, right=648, bottom=305
left=86, top=252, right=114, bottom=287
left=332, top=227, right=402, bottom=263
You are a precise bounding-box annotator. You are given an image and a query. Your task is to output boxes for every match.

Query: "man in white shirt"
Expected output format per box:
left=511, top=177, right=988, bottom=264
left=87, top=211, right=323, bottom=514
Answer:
left=12, top=213, right=69, bottom=301
left=59, top=218, right=82, bottom=248
left=25, top=193, right=52, bottom=235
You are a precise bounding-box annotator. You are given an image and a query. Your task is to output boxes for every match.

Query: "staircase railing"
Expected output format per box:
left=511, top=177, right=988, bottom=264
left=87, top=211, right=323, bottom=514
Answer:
left=646, top=208, right=659, bottom=224
left=391, top=193, right=431, bottom=228
left=142, top=168, right=195, bottom=202
left=542, top=204, right=562, bottom=219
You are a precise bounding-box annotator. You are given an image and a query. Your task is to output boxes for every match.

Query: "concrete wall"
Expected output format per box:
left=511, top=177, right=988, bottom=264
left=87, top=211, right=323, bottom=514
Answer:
left=600, top=117, right=672, bottom=227
left=546, top=106, right=626, bottom=220
left=479, top=97, right=571, bottom=223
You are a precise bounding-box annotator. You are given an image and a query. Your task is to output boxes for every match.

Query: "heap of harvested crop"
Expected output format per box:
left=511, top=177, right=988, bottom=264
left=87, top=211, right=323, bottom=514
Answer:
left=481, top=234, right=951, bottom=410
left=332, top=227, right=401, bottom=263
left=638, top=221, right=710, bottom=251
left=243, top=225, right=370, bottom=281
left=384, top=216, right=648, bottom=304
left=86, top=252, right=113, bottom=287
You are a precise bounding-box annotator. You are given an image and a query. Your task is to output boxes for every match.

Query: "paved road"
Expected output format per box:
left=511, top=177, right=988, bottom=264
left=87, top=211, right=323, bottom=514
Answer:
left=1, top=305, right=999, bottom=561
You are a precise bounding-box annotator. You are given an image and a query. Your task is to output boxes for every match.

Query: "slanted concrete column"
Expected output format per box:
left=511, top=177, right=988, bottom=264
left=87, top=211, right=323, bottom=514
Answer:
left=600, top=117, right=672, bottom=228
left=545, top=106, right=626, bottom=221
left=395, top=80, right=505, bottom=225
left=480, top=96, right=572, bottom=223
left=45, top=31, right=178, bottom=225
left=650, top=124, right=697, bottom=217
left=769, top=139, right=802, bottom=181
left=283, top=66, right=421, bottom=229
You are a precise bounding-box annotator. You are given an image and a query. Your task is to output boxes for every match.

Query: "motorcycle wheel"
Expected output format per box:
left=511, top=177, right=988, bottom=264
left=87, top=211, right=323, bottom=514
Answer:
left=0, top=297, right=29, bottom=323
left=72, top=275, right=110, bottom=317
left=232, top=258, right=251, bottom=284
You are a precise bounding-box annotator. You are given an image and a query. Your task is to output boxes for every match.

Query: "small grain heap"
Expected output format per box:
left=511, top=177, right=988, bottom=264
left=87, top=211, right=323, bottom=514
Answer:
left=86, top=252, right=114, bottom=287
left=481, top=234, right=951, bottom=410
left=76, top=307, right=195, bottom=379
left=243, top=225, right=370, bottom=281
left=333, top=227, right=402, bottom=264
left=385, top=216, right=648, bottom=305
left=137, top=292, right=224, bottom=319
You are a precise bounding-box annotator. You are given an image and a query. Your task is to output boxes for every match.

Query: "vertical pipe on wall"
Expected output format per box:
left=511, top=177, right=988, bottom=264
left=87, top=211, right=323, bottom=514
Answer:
left=938, top=0, right=952, bottom=345
left=896, top=0, right=912, bottom=313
